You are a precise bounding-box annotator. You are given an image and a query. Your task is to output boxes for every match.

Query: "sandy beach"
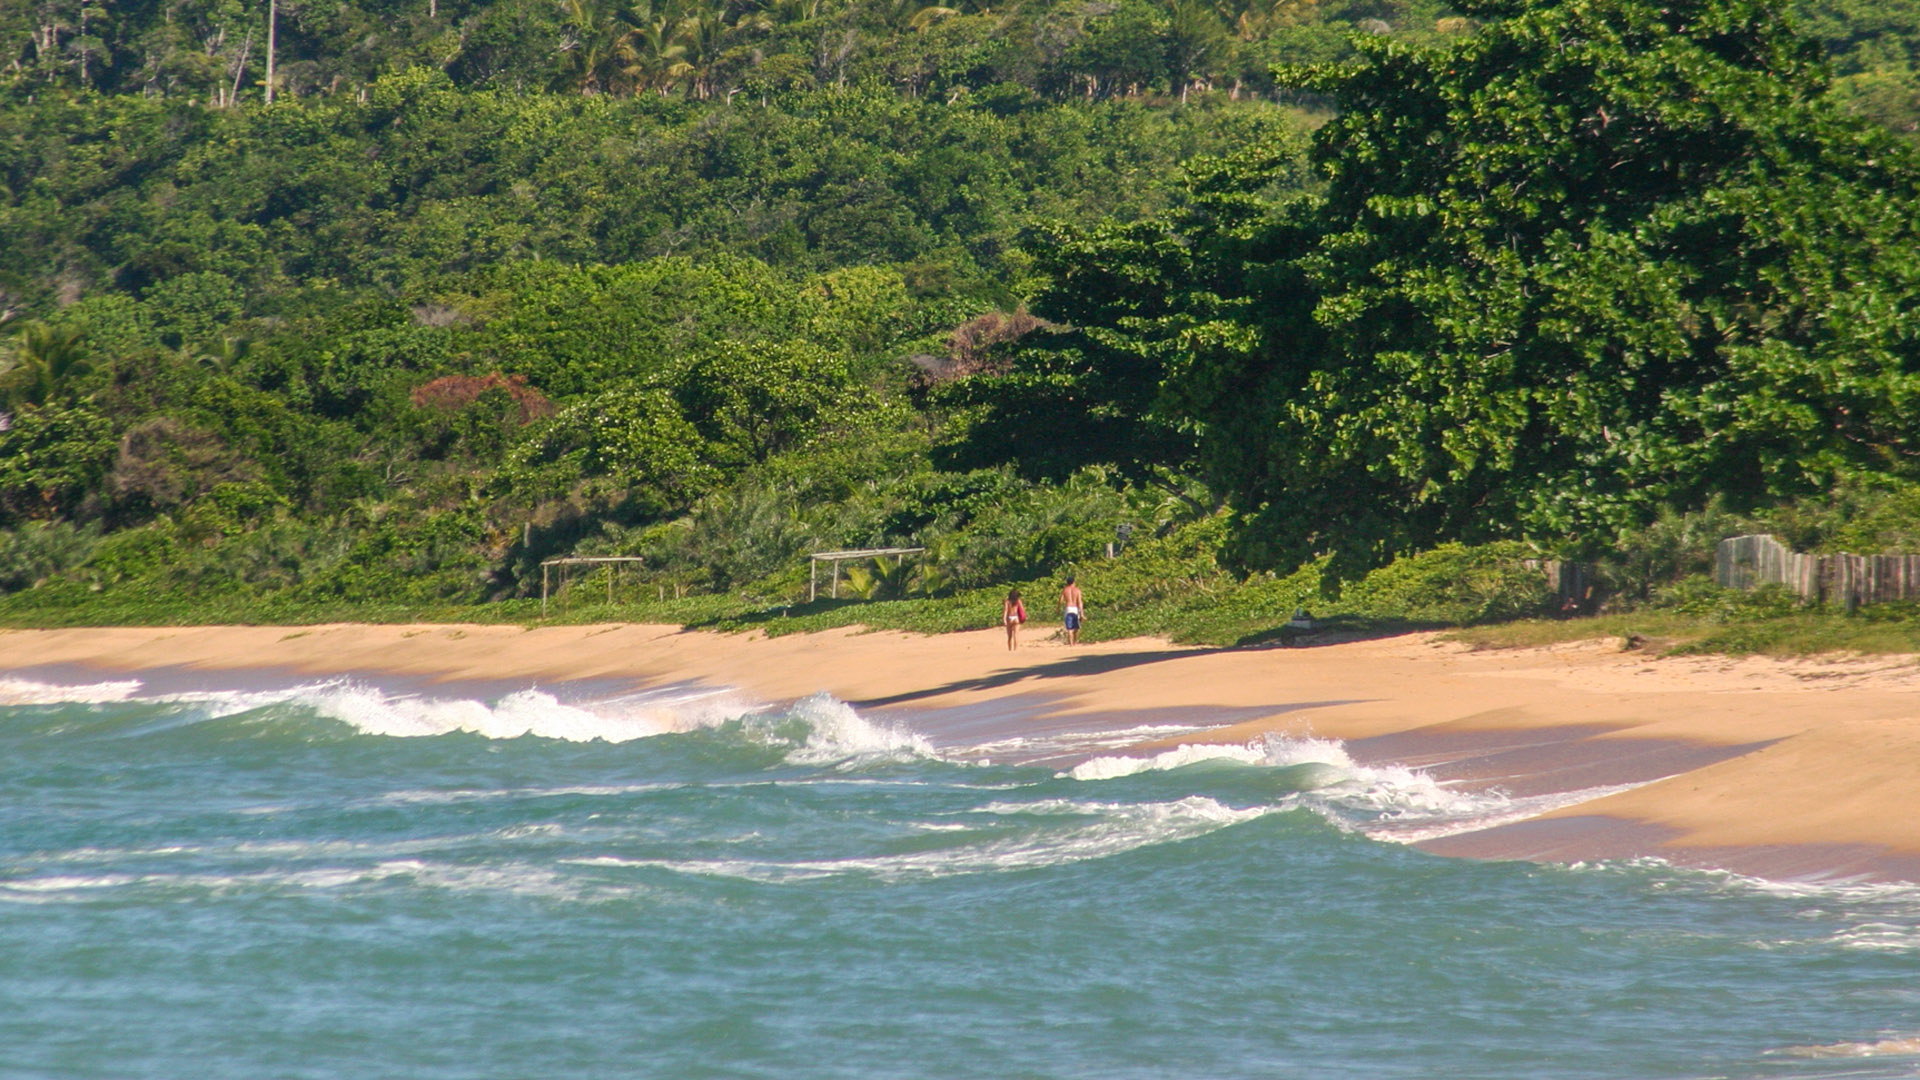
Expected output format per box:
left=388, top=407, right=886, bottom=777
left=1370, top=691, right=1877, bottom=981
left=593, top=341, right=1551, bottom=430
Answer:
left=6, top=622, right=1920, bottom=883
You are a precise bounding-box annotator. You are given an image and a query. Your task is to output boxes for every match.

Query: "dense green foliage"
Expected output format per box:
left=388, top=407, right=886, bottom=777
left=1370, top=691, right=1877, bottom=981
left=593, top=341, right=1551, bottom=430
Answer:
left=981, top=0, right=1920, bottom=583
left=12, top=0, right=1920, bottom=132
left=6, top=0, right=1467, bottom=105
left=6, top=0, right=1920, bottom=655
left=0, top=76, right=1297, bottom=306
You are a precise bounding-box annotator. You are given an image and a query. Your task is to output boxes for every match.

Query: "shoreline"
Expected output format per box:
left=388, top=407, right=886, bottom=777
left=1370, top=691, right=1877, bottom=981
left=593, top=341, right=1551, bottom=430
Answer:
left=6, top=622, right=1920, bottom=883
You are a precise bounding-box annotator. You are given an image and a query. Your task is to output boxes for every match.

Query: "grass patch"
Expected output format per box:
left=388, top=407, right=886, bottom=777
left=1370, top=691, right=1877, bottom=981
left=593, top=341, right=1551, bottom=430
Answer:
left=1449, top=607, right=1920, bottom=657
left=8, top=532, right=1920, bottom=660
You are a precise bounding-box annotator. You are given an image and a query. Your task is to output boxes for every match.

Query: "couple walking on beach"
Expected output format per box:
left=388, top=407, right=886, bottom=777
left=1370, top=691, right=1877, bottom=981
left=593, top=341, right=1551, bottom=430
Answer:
left=1003, top=575, right=1085, bottom=650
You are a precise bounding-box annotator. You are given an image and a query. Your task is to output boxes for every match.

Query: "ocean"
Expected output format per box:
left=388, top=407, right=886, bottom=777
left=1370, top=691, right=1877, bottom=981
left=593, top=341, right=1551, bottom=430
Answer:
left=2, top=672, right=1917, bottom=1079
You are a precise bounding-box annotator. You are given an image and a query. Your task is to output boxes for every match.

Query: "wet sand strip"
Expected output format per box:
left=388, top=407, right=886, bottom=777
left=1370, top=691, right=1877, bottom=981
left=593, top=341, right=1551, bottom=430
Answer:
left=1419, top=815, right=1920, bottom=884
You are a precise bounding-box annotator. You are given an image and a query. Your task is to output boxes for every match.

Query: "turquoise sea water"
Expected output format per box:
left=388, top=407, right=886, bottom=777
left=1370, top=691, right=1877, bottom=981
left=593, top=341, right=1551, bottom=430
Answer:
left=3, top=673, right=1919, bottom=1080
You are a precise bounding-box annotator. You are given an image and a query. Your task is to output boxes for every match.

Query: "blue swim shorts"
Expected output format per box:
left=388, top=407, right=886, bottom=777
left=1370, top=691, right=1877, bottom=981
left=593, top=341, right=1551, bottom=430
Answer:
left=1064, top=612, right=1081, bottom=631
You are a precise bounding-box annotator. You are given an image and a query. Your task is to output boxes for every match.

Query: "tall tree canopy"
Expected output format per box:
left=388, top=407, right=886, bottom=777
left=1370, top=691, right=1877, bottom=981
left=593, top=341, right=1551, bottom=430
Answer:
left=935, top=129, right=1308, bottom=493
left=1149, top=0, right=1920, bottom=575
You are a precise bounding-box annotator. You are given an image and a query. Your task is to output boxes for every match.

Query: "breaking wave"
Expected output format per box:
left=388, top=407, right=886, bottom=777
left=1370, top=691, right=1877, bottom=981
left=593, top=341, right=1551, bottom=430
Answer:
left=0, top=675, right=143, bottom=705
left=0, top=675, right=931, bottom=770
left=1064, top=734, right=1658, bottom=844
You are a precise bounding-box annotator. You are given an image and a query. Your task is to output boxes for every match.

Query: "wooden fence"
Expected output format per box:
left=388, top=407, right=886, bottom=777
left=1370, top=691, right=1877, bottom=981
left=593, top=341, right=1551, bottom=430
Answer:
left=1522, top=558, right=1593, bottom=613
left=1715, top=534, right=1920, bottom=609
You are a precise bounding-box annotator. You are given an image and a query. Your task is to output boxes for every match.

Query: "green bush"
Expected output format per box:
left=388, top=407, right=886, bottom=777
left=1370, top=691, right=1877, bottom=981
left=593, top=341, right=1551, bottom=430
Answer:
left=1595, top=500, right=1752, bottom=607
left=1340, top=542, right=1556, bottom=625
left=1655, top=576, right=1803, bottom=621
left=0, top=522, right=101, bottom=593
left=919, top=468, right=1127, bottom=590
left=83, top=524, right=180, bottom=588
left=1760, top=479, right=1920, bottom=555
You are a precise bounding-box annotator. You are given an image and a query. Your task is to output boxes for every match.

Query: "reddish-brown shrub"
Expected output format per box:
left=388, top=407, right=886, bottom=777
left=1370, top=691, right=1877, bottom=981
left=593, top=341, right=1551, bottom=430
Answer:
left=911, top=308, right=1053, bottom=385
left=410, top=372, right=555, bottom=424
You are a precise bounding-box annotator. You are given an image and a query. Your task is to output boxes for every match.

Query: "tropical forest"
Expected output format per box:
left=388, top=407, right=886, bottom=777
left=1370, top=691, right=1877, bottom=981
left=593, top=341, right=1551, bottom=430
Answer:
left=7, top=0, right=1920, bottom=653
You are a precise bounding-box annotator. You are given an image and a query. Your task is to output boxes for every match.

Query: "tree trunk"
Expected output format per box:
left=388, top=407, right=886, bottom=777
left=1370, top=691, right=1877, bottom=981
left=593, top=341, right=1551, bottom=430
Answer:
left=77, top=0, right=90, bottom=86
left=265, top=0, right=277, bottom=104
left=229, top=29, right=253, bottom=107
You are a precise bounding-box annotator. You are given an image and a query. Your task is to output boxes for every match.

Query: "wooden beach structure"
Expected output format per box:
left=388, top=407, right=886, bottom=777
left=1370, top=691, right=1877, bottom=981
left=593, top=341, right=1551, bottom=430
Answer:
left=1715, top=534, right=1920, bottom=609
left=540, top=556, right=646, bottom=616
left=1521, top=558, right=1593, bottom=613
left=808, top=547, right=925, bottom=601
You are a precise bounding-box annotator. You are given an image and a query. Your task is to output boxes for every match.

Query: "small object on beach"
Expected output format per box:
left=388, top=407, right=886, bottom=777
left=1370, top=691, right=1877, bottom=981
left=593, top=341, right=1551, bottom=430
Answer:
left=1620, top=633, right=1647, bottom=651
left=1286, top=608, right=1318, bottom=630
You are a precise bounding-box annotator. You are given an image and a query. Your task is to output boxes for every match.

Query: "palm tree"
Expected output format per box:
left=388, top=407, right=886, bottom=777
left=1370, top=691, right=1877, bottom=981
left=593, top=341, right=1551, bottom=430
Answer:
left=908, top=4, right=958, bottom=32
left=676, top=2, right=735, bottom=99
left=1166, top=0, right=1229, bottom=99
left=0, top=321, right=92, bottom=410
left=630, top=9, right=693, bottom=94
left=191, top=335, right=252, bottom=376
left=877, top=0, right=954, bottom=32
left=843, top=554, right=916, bottom=600
left=553, top=0, right=644, bottom=94
left=767, top=0, right=830, bottom=21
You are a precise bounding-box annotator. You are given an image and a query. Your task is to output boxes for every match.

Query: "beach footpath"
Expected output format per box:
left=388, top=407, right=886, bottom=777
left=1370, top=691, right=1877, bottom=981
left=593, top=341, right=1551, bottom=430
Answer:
left=6, top=622, right=1920, bottom=883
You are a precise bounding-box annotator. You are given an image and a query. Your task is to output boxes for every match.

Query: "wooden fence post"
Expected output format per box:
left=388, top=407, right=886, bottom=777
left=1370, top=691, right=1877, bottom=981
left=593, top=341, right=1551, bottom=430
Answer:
left=1716, top=534, right=1920, bottom=609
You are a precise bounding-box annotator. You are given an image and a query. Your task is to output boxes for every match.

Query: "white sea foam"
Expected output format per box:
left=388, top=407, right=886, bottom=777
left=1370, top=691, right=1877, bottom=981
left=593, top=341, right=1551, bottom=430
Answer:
left=0, top=873, right=140, bottom=894
left=774, top=692, right=934, bottom=768
left=125, top=680, right=933, bottom=761
left=7, top=673, right=934, bottom=765
left=1065, top=733, right=1661, bottom=844
left=577, top=795, right=1267, bottom=883
left=1591, top=858, right=1920, bottom=906
left=40, top=844, right=194, bottom=863
left=279, top=683, right=690, bottom=742
left=0, top=858, right=595, bottom=904
left=138, top=679, right=760, bottom=743
left=373, top=782, right=687, bottom=806
left=1566, top=859, right=1920, bottom=955
left=0, top=675, right=144, bottom=705
left=956, top=723, right=1210, bottom=762
left=1823, top=923, right=1920, bottom=952
left=15, top=830, right=569, bottom=878
left=1353, top=781, right=1664, bottom=844
left=1774, top=1035, right=1920, bottom=1059
left=1066, top=740, right=1277, bottom=780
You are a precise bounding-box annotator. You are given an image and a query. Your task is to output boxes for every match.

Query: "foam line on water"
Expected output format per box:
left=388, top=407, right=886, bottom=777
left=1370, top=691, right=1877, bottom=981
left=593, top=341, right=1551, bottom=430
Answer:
left=1582, top=857, right=1920, bottom=905
left=1066, top=740, right=1280, bottom=780
left=1346, top=780, right=1666, bottom=844
left=0, top=675, right=144, bottom=705
left=572, top=795, right=1268, bottom=883
left=0, top=859, right=595, bottom=905
left=1577, top=858, right=1920, bottom=952
left=371, top=782, right=689, bottom=806
left=1773, top=1035, right=1920, bottom=1059
left=14, top=827, right=585, bottom=876
left=957, top=723, right=1211, bottom=762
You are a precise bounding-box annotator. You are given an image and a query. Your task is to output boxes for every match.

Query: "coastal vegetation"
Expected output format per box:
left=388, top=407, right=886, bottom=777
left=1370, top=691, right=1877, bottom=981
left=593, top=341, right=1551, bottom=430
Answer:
left=5, top=0, right=1920, bottom=655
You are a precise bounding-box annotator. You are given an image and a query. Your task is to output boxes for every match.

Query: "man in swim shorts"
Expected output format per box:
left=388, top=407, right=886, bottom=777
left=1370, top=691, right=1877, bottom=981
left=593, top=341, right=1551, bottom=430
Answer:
left=1061, top=575, right=1084, bottom=645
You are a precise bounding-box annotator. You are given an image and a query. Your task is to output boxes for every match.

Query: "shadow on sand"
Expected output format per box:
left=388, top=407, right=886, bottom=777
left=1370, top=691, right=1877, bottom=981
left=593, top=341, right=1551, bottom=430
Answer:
left=1229, top=615, right=1440, bottom=649
left=852, top=646, right=1230, bottom=709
